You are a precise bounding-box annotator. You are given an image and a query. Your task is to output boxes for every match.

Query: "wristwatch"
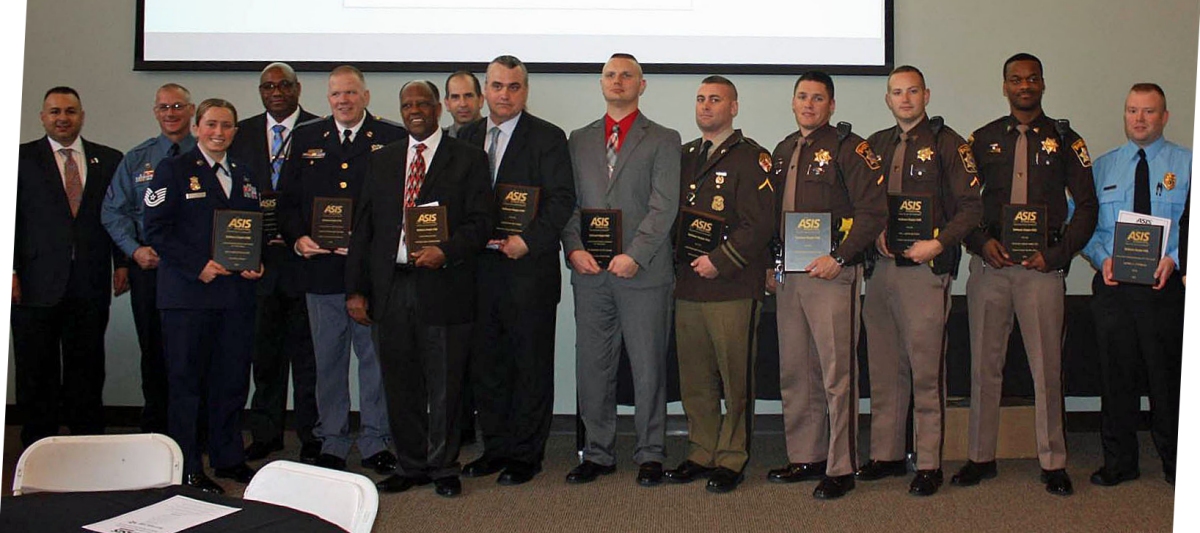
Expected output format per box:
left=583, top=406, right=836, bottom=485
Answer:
left=832, top=254, right=846, bottom=266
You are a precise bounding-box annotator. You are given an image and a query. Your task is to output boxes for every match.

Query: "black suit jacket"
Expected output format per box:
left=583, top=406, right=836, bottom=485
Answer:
left=14, top=136, right=123, bottom=307
left=229, top=109, right=319, bottom=297
left=345, top=134, right=493, bottom=325
left=459, top=113, right=576, bottom=306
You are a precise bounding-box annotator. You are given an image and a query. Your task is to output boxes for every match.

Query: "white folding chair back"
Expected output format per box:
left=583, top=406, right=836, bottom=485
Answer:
left=243, top=460, right=379, bottom=533
left=12, top=433, right=184, bottom=495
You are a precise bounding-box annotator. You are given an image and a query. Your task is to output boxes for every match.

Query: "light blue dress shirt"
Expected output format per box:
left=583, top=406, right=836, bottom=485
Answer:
left=102, top=134, right=197, bottom=257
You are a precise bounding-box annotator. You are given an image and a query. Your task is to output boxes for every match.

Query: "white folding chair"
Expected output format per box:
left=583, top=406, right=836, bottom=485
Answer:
left=12, top=433, right=184, bottom=495
left=243, top=460, right=379, bottom=533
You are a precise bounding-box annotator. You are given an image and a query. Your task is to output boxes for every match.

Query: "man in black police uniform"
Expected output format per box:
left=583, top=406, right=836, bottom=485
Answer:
left=230, top=61, right=321, bottom=464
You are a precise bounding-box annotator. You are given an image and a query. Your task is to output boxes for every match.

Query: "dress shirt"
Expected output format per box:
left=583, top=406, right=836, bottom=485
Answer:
left=199, top=150, right=233, bottom=198
left=336, top=112, right=367, bottom=144
left=397, top=127, right=444, bottom=263
left=603, top=110, right=640, bottom=152
left=485, top=112, right=522, bottom=174
left=266, top=107, right=302, bottom=158
left=48, top=136, right=87, bottom=187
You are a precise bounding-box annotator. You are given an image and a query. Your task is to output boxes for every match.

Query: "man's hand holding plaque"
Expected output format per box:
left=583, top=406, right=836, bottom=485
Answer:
left=782, top=212, right=831, bottom=274
left=211, top=209, right=263, bottom=272
left=677, top=207, right=727, bottom=264
left=887, top=194, right=933, bottom=267
left=405, top=205, right=450, bottom=264
left=1001, top=204, right=1046, bottom=264
left=1111, top=221, right=1165, bottom=285
left=580, top=209, right=622, bottom=270
left=312, top=196, right=354, bottom=250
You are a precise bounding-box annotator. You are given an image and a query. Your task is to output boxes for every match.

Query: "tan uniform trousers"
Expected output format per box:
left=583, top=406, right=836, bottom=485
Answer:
left=777, top=265, right=862, bottom=477
left=863, top=260, right=951, bottom=470
left=675, top=298, right=760, bottom=472
left=964, top=255, right=1067, bottom=470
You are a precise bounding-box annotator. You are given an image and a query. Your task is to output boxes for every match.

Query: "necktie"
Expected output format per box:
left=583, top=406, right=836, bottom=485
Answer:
left=214, top=162, right=231, bottom=198
left=271, top=124, right=286, bottom=190
left=60, top=148, right=83, bottom=217
left=168, top=143, right=180, bottom=158
left=487, top=126, right=501, bottom=185
left=780, top=137, right=805, bottom=237
left=699, top=139, right=713, bottom=163
left=606, top=124, right=619, bottom=179
left=1134, top=148, right=1151, bottom=215
left=888, top=132, right=908, bottom=194
left=405, top=143, right=426, bottom=208
left=342, top=129, right=353, bottom=151
left=1010, top=124, right=1030, bottom=204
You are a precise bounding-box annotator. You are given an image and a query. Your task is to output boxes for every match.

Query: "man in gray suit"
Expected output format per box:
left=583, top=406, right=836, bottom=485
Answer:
left=560, top=53, right=681, bottom=487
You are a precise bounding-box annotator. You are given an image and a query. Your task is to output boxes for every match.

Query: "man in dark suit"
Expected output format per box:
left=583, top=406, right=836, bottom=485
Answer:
left=13, top=86, right=126, bottom=448
left=278, top=65, right=405, bottom=473
left=229, top=61, right=321, bottom=464
left=457, top=55, right=576, bottom=486
left=346, top=80, right=492, bottom=497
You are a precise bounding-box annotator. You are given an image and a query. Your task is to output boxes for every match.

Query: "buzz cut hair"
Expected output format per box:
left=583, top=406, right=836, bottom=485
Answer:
left=400, top=80, right=440, bottom=101
left=888, top=65, right=926, bottom=87
left=261, top=62, right=298, bottom=83
left=330, top=65, right=367, bottom=87
left=700, top=75, right=738, bottom=100
left=793, top=71, right=835, bottom=100
left=44, top=86, right=81, bottom=104
left=607, top=53, right=642, bottom=77
left=1003, top=52, right=1043, bottom=78
left=1130, top=82, right=1167, bottom=109
left=156, top=83, right=192, bottom=103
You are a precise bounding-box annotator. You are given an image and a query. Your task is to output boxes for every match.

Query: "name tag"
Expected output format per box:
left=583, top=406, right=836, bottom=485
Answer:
left=135, top=171, right=154, bottom=183
left=186, top=192, right=207, bottom=200
left=302, top=149, right=326, bottom=159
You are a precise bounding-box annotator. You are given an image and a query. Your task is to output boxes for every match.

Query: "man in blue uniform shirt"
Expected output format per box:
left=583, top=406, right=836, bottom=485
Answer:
left=1083, top=83, right=1189, bottom=486
left=102, top=83, right=196, bottom=434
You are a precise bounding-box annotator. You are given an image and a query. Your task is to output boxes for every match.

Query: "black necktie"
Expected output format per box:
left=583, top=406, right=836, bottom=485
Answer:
left=1134, top=148, right=1151, bottom=215
left=168, top=143, right=180, bottom=157
left=342, top=129, right=353, bottom=151
left=699, top=140, right=712, bottom=163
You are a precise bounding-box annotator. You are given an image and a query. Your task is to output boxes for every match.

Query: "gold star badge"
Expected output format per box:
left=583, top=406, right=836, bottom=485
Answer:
left=1041, top=138, right=1058, bottom=154
left=917, top=147, right=934, bottom=162
left=1165, top=172, right=1177, bottom=191
left=814, top=149, right=832, bottom=166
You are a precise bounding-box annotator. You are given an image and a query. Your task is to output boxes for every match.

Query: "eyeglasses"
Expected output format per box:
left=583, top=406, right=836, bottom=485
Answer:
left=259, top=80, right=297, bottom=92
left=154, top=103, right=191, bottom=112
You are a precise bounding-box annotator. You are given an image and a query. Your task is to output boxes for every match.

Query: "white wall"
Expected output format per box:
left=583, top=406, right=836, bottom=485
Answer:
left=9, top=0, right=1198, bottom=413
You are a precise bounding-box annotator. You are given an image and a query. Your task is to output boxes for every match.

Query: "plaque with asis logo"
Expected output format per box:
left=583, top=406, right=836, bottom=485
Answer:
left=783, top=212, right=831, bottom=273
left=404, top=205, right=450, bottom=253
left=260, top=193, right=281, bottom=243
left=1001, top=204, right=1046, bottom=263
left=1112, top=221, right=1163, bottom=285
left=212, top=209, right=263, bottom=271
left=887, top=193, right=933, bottom=267
left=494, top=184, right=541, bottom=236
left=580, top=209, right=623, bottom=269
left=677, top=207, right=726, bottom=263
left=312, top=196, right=354, bottom=249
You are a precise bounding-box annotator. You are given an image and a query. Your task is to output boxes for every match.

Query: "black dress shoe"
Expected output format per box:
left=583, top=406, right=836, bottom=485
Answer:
left=705, top=467, right=744, bottom=494
left=637, top=461, right=664, bottom=487
left=813, top=474, right=855, bottom=499
left=950, top=460, right=997, bottom=486
left=664, top=460, right=715, bottom=484
left=497, top=461, right=542, bottom=486
left=434, top=476, right=462, bottom=497
left=1090, top=467, right=1139, bottom=486
left=856, top=459, right=908, bottom=481
left=213, top=463, right=256, bottom=484
left=244, top=439, right=284, bottom=461
left=316, top=453, right=347, bottom=471
left=908, top=469, right=943, bottom=496
left=566, top=460, right=616, bottom=484
left=376, top=474, right=433, bottom=493
left=462, top=456, right=507, bottom=478
left=299, top=441, right=322, bottom=465
left=1041, top=469, right=1074, bottom=496
left=361, top=451, right=398, bottom=474
left=767, top=461, right=827, bottom=484
left=184, top=473, right=224, bottom=494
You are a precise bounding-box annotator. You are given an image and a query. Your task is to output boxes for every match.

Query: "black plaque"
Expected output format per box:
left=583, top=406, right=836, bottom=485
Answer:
left=887, top=193, right=934, bottom=266
left=581, top=209, right=623, bottom=269
left=495, top=184, right=541, bottom=236
left=783, top=212, right=831, bottom=273
left=1111, top=221, right=1164, bottom=285
left=677, top=207, right=727, bottom=262
left=404, top=205, right=450, bottom=252
left=260, top=193, right=281, bottom=243
left=312, top=196, right=353, bottom=250
left=212, top=209, right=263, bottom=272
left=1002, top=204, right=1046, bottom=263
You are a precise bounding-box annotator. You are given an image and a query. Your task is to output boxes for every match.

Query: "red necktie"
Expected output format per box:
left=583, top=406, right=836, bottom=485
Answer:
left=404, top=143, right=426, bottom=208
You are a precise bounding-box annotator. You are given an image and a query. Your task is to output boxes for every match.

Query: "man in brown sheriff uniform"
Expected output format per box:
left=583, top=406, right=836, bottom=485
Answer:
left=953, top=53, right=1097, bottom=496
left=858, top=66, right=982, bottom=496
left=765, top=71, right=887, bottom=499
left=662, top=76, right=775, bottom=494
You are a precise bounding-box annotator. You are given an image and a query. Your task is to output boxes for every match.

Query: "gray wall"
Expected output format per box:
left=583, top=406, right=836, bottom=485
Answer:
left=9, top=0, right=1198, bottom=414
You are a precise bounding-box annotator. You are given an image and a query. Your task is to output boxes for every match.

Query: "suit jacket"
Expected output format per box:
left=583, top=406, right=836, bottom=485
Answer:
left=230, top=109, right=319, bottom=297
left=277, top=113, right=406, bottom=294
left=345, top=134, right=493, bottom=326
left=143, top=146, right=261, bottom=309
left=14, top=136, right=123, bottom=307
left=561, top=112, right=681, bottom=289
left=459, top=113, right=576, bottom=306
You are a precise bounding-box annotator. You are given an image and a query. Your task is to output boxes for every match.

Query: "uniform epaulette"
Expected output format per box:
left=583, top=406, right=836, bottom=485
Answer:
left=929, top=116, right=945, bottom=136
left=836, top=121, right=853, bottom=142
left=1054, top=119, right=1074, bottom=139
left=294, top=116, right=325, bottom=130
left=741, top=135, right=767, bottom=153
left=131, top=137, right=158, bottom=152
left=374, top=116, right=405, bottom=129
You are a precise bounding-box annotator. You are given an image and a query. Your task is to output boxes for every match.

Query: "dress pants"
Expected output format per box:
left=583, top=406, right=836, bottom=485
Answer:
left=247, top=288, right=318, bottom=447
left=11, top=297, right=109, bottom=447
left=862, top=261, right=951, bottom=470
left=128, top=265, right=167, bottom=434
left=161, top=307, right=254, bottom=475
left=675, top=298, right=759, bottom=472
left=965, top=256, right=1067, bottom=470
left=307, top=293, right=390, bottom=460
left=1091, top=272, right=1184, bottom=477
left=777, top=266, right=862, bottom=477
left=375, top=269, right=472, bottom=480
left=573, top=277, right=671, bottom=467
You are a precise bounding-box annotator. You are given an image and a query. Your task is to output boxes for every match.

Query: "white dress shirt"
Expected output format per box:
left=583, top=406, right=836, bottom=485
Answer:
left=397, top=127, right=444, bottom=263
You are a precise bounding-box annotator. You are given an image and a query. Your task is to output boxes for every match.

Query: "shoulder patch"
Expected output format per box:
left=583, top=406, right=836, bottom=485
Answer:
left=1071, top=139, right=1092, bottom=168
left=144, top=187, right=167, bottom=207
left=759, top=152, right=772, bottom=173
left=957, top=144, right=978, bottom=174
left=855, top=141, right=882, bottom=171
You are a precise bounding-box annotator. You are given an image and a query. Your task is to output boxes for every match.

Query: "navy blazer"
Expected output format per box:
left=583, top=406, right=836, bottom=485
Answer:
left=144, top=146, right=261, bottom=309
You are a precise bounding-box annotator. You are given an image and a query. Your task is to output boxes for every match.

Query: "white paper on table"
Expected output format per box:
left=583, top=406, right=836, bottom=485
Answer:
left=1117, top=210, right=1172, bottom=259
left=83, top=495, right=241, bottom=533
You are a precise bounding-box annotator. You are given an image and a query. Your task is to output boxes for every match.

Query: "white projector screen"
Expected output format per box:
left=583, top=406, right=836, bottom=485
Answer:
left=136, top=0, right=893, bottom=74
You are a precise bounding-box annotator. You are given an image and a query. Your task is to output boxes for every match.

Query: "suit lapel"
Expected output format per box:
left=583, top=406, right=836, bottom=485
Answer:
left=80, top=139, right=107, bottom=212
left=496, top=114, right=529, bottom=184
left=419, top=140, right=451, bottom=204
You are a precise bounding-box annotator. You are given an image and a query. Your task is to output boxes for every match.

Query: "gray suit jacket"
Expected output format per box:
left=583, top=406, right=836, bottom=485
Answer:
left=561, top=112, right=681, bottom=289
